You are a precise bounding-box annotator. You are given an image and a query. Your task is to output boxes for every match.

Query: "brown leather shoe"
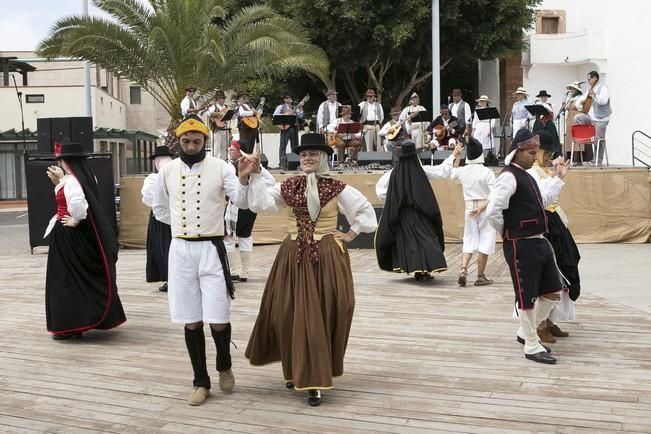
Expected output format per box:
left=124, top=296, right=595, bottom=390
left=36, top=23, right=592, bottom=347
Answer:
left=548, top=323, right=569, bottom=337
left=537, top=327, right=556, bottom=343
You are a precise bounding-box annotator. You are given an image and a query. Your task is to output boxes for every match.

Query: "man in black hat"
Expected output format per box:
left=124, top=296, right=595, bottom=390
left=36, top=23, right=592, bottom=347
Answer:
left=486, top=128, right=571, bottom=364
left=273, top=93, right=304, bottom=169
left=206, top=90, right=231, bottom=160
left=375, top=139, right=462, bottom=280
left=181, top=85, right=199, bottom=117
left=142, top=145, right=175, bottom=292
left=237, top=90, right=263, bottom=154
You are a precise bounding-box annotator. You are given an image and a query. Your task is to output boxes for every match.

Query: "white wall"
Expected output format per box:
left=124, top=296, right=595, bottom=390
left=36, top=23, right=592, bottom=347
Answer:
left=478, top=59, right=500, bottom=104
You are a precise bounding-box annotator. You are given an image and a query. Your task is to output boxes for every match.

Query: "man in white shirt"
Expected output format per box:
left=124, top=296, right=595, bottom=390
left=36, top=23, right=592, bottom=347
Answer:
left=237, top=91, right=262, bottom=154
left=449, top=88, right=472, bottom=136
left=316, top=89, right=341, bottom=133
left=511, top=87, right=530, bottom=132
left=378, top=106, right=409, bottom=154
left=180, top=85, right=199, bottom=117
left=486, top=129, right=570, bottom=365
left=273, top=93, right=304, bottom=169
left=399, top=93, right=427, bottom=149
left=326, top=105, right=362, bottom=164
left=358, top=89, right=384, bottom=151
left=206, top=90, right=231, bottom=160
left=575, top=71, right=612, bottom=165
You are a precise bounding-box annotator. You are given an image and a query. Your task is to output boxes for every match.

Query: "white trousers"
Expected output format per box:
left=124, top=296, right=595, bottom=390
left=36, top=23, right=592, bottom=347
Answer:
left=512, top=118, right=528, bottom=132
left=462, top=209, right=496, bottom=255
left=224, top=235, right=253, bottom=252
left=410, top=123, right=427, bottom=148
left=168, top=238, right=231, bottom=324
left=211, top=130, right=230, bottom=160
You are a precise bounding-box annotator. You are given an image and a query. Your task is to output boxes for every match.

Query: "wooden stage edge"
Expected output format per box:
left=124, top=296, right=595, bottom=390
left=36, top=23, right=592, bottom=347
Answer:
left=117, top=166, right=651, bottom=248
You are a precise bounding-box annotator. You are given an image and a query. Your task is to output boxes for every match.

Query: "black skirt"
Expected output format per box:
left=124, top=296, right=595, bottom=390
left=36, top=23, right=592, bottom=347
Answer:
left=45, top=220, right=126, bottom=335
left=545, top=210, right=581, bottom=301
left=236, top=208, right=258, bottom=238
left=146, top=211, right=172, bottom=282
left=376, top=206, right=447, bottom=274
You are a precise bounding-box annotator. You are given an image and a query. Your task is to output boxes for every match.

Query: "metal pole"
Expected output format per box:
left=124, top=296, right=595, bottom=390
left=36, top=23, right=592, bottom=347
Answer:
left=432, top=0, right=441, bottom=109
left=82, top=0, right=92, bottom=117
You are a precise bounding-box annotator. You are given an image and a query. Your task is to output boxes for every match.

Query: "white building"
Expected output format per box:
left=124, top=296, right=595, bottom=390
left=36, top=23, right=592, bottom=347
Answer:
left=522, top=0, right=651, bottom=165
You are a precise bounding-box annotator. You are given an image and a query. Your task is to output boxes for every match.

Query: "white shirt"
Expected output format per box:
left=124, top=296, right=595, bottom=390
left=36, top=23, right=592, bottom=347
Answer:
left=450, top=100, right=472, bottom=125
left=399, top=105, right=426, bottom=123
left=180, top=96, right=197, bottom=117
left=358, top=101, right=384, bottom=123
left=375, top=154, right=455, bottom=201
left=141, top=172, right=158, bottom=208
left=317, top=101, right=341, bottom=131
left=486, top=164, right=565, bottom=235
left=450, top=164, right=496, bottom=201
left=244, top=173, right=378, bottom=236
left=238, top=103, right=259, bottom=118
left=44, top=175, right=88, bottom=237
left=378, top=119, right=411, bottom=138
left=225, top=166, right=275, bottom=235
left=471, top=112, right=494, bottom=150
left=575, top=83, right=611, bottom=121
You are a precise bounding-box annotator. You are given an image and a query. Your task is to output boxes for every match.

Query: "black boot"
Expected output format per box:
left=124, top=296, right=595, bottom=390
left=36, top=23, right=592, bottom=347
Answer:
left=211, top=323, right=234, bottom=392
left=184, top=327, right=211, bottom=389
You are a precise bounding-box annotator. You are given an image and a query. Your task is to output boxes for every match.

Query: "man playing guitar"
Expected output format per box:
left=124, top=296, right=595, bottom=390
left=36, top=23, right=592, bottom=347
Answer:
left=273, top=93, right=305, bottom=169
left=326, top=105, right=362, bottom=165
left=428, top=104, right=462, bottom=149
left=237, top=90, right=263, bottom=154
left=206, top=90, right=231, bottom=160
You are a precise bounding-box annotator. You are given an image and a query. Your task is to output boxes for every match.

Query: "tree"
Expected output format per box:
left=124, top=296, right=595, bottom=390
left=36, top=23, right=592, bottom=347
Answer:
left=37, top=0, right=329, bottom=122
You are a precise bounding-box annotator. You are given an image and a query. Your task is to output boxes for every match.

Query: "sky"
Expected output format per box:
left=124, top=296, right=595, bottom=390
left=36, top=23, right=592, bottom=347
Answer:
left=0, top=0, right=113, bottom=52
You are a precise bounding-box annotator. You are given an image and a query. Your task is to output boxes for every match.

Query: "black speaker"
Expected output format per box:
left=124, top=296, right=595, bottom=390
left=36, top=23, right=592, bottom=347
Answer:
left=418, top=149, right=455, bottom=165
left=51, top=117, right=72, bottom=145
left=70, top=117, right=93, bottom=152
left=357, top=151, right=392, bottom=166
left=287, top=153, right=300, bottom=170
left=24, top=153, right=117, bottom=249
left=37, top=118, right=53, bottom=153
left=260, top=153, right=269, bottom=169
left=336, top=206, right=382, bottom=249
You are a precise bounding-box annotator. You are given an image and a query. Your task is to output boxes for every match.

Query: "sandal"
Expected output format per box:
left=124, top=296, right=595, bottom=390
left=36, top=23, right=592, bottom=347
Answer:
left=474, top=274, right=494, bottom=286
left=458, top=267, right=467, bottom=286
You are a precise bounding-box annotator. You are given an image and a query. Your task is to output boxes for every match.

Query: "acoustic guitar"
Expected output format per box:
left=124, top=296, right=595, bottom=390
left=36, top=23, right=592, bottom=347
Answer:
left=386, top=110, right=421, bottom=140
left=434, top=120, right=458, bottom=140
left=277, top=95, right=310, bottom=130
left=241, top=97, right=266, bottom=129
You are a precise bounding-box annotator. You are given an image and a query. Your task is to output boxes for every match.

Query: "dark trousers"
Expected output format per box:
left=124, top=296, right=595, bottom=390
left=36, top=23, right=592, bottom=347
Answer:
left=279, top=127, right=298, bottom=167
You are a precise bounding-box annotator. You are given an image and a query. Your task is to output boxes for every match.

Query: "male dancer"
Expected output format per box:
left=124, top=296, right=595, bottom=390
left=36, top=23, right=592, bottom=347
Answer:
left=486, top=129, right=570, bottom=364
left=151, top=115, right=248, bottom=405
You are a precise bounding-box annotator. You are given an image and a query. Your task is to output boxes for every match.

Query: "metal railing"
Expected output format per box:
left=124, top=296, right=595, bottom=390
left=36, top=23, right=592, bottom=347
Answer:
left=632, top=130, right=651, bottom=168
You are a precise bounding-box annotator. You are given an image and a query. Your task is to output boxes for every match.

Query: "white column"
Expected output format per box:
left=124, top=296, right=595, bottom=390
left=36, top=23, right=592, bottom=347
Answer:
left=431, top=0, right=440, bottom=108
left=82, top=0, right=92, bottom=117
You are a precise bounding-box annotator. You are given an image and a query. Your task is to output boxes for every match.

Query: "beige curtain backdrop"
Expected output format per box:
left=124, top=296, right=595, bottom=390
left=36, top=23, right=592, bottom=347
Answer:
left=118, top=169, right=651, bottom=248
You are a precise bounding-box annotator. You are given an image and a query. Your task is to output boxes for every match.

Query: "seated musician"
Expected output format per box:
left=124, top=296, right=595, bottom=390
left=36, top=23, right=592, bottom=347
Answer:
left=326, top=105, right=362, bottom=164
left=379, top=106, right=409, bottom=153
left=428, top=104, right=462, bottom=149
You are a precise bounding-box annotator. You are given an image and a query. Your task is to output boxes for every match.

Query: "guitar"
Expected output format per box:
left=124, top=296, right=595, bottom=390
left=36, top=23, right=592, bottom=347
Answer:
left=386, top=110, right=422, bottom=140
left=277, top=95, right=310, bottom=130
left=241, top=97, right=266, bottom=129
left=210, top=104, right=237, bottom=129
left=433, top=120, right=458, bottom=140
left=581, top=81, right=596, bottom=114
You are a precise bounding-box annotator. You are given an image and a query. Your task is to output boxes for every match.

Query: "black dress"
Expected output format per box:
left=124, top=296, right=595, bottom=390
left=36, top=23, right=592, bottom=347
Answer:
left=375, top=154, right=447, bottom=274
left=46, top=161, right=126, bottom=336
left=545, top=210, right=581, bottom=301
left=145, top=211, right=172, bottom=282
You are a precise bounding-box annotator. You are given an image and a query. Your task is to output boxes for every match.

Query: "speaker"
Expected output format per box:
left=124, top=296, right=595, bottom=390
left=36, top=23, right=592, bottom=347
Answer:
left=36, top=117, right=94, bottom=155
left=418, top=149, right=454, bottom=165
left=37, top=118, right=53, bottom=153
left=24, top=153, right=117, bottom=249
left=336, top=206, right=382, bottom=249
left=70, top=117, right=93, bottom=151
left=286, top=153, right=300, bottom=170
left=356, top=151, right=392, bottom=166
left=260, top=153, right=269, bottom=169
left=51, top=117, right=72, bottom=145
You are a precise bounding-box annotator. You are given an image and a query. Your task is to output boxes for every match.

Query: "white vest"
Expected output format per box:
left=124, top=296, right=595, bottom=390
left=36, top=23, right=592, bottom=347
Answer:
left=161, top=156, right=226, bottom=238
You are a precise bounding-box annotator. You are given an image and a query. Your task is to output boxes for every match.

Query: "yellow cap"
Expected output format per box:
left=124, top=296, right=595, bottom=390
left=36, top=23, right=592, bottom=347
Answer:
left=175, top=117, right=210, bottom=137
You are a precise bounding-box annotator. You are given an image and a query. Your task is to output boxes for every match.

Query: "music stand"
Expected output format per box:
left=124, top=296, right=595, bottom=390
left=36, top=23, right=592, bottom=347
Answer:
left=409, top=110, right=431, bottom=124
left=272, top=115, right=297, bottom=127
left=475, top=107, right=501, bottom=154
left=334, top=122, right=362, bottom=164
left=525, top=104, right=549, bottom=119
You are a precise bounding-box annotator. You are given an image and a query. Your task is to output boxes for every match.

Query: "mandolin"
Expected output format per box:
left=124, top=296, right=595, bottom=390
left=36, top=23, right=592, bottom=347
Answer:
left=242, top=97, right=266, bottom=129
left=581, top=81, right=596, bottom=114
left=277, top=95, right=310, bottom=130
left=386, top=110, right=421, bottom=140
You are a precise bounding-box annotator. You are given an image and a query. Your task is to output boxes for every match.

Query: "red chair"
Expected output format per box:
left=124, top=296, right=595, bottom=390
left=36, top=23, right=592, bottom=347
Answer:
left=570, top=124, right=608, bottom=166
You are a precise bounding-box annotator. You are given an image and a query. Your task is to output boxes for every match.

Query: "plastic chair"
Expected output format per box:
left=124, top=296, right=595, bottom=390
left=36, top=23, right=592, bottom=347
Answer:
left=570, top=123, right=609, bottom=166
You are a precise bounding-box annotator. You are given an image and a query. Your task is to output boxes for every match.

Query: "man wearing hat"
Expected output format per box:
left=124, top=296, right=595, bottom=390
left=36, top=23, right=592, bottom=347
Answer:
left=142, top=145, right=175, bottom=292
left=449, top=88, right=472, bottom=136
left=224, top=139, right=275, bottom=282
left=273, top=93, right=304, bottom=169
left=206, top=90, right=231, bottom=160
left=326, top=105, right=362, bottom=164
left=151, top=114, right=248, bottom=405
left=358, top=89, right=384, bottom=151
left=562, top=83, right=590, bottom=162
left=472, top=95, right=495, bottom=152
left=181, top=85, right=199, bottom=117
left=399, top=92, right=427, bottom=148
left=532, top=90, right=561, bottom=155
left=575, top=71, right=611, bottom=165
left=450, top=137, right=496, bottom=287
left=378, top=106, right=409, bottom=154
left=237, top=90, right=263, bottom=153
left=316, top=89, right=341, bottom=133
left=511, top=87, right=530, bottom=132
left=486, top=129, right=571, bottom=364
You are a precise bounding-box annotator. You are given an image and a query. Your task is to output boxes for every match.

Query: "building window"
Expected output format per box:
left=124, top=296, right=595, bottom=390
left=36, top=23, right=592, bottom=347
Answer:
left=535, top=10, right=566, bottom=34
left=129, top=86, right=142, bottom=104
left=25, top=94, right=45, bottom=103
left=541, top=17, right=559, bottom=34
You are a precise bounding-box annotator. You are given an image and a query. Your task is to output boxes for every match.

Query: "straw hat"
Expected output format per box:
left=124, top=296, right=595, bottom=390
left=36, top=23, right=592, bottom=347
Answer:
left=475, top=95, right=490, bottom=103
left=512, top=87, right=528, bottom=96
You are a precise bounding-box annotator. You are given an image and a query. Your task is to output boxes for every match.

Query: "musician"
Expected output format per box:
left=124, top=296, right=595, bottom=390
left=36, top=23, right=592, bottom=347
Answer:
left=379, top=107, right=408, bottom=153
left=273, top=93, right=304, bottom=170
left=326, top=105, right=362, bottom=164
left=180, top=85, right=199, bottom=117
left=237, top=90, right=262, bottom=154
left=562, top=82, right=591, bottom=163
left=316, top=89, right=341, bottom=133
left=511, top=87, right=530, bottom=132
left=399, top=92, right=427, bottom=148
left=575, top=71, right=611, bottom=165
left=207, top=90, right=231, bottom=160
left=428, top=104, right=462, bottom=149
left=358, top=89, right=384, bottom=151
left=449, top=88, right=472, bottom=135
left=532, top=90, right=561, bottom=155
left=472, top=95, right=495, bottom=152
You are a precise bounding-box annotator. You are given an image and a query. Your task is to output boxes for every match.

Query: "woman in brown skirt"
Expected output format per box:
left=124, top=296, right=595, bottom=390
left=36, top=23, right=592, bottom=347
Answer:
left=238, top=133, right=377, bottom=406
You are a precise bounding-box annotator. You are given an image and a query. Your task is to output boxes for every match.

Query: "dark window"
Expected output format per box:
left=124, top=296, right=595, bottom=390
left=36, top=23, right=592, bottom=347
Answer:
left=541, top=17, right=560, bottom=34
left=130, top=86, right=142, bottom=104
left=25, top=94, right=45, bottom=103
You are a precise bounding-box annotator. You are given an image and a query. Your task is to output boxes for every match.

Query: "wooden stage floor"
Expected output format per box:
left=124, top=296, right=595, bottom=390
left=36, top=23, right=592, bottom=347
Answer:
left=2, top=244, right=651, bottom=433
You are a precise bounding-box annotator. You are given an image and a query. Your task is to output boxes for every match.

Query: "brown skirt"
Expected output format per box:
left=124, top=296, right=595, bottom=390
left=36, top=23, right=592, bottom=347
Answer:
left=245, top=234, right=355, bottom=390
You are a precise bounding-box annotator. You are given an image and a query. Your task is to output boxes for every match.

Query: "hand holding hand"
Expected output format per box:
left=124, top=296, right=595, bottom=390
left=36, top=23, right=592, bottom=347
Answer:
left=453, top=143, right=463, bottom=158
left=334, top=230, right=357, bottom=243
left=468, top=209, right=481, bottom=219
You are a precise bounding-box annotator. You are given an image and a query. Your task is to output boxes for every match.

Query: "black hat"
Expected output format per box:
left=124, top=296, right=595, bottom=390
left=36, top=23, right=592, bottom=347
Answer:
left=293, top=133, right=333, bottom=156
left=214, top=90, right=226, bottom=99
left=536, top=130, right=555, bottom=152
left=504, top=129, right=540, bottom=165
left=536, top=90, right=551, bottom=98
left=185, top=85, right=196, bottom=92
left=281, top=92, right=292, bottom=99
left=150, top=145, right=175, bottom=160
left=466, top=137, right=484, bottom=161
left=54, top=137, right=88, bottom=159
left=397, top=140, right=418, bottom=158
left=237, top=90, right=249, bottom=98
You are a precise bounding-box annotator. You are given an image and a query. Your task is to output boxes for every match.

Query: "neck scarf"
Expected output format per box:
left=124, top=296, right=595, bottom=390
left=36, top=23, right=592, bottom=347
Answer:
left=179, top=147, right=206, bottom=168
left=305, top=151, right=332, bottom=221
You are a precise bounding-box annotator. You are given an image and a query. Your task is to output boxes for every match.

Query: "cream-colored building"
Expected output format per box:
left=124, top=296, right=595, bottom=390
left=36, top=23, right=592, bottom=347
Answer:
left=1, top=51, right=166, bottom=199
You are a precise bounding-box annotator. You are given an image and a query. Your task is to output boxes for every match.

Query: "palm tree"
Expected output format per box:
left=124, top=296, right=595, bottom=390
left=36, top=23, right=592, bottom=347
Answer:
left=37, top=0, right=329, bottom=122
